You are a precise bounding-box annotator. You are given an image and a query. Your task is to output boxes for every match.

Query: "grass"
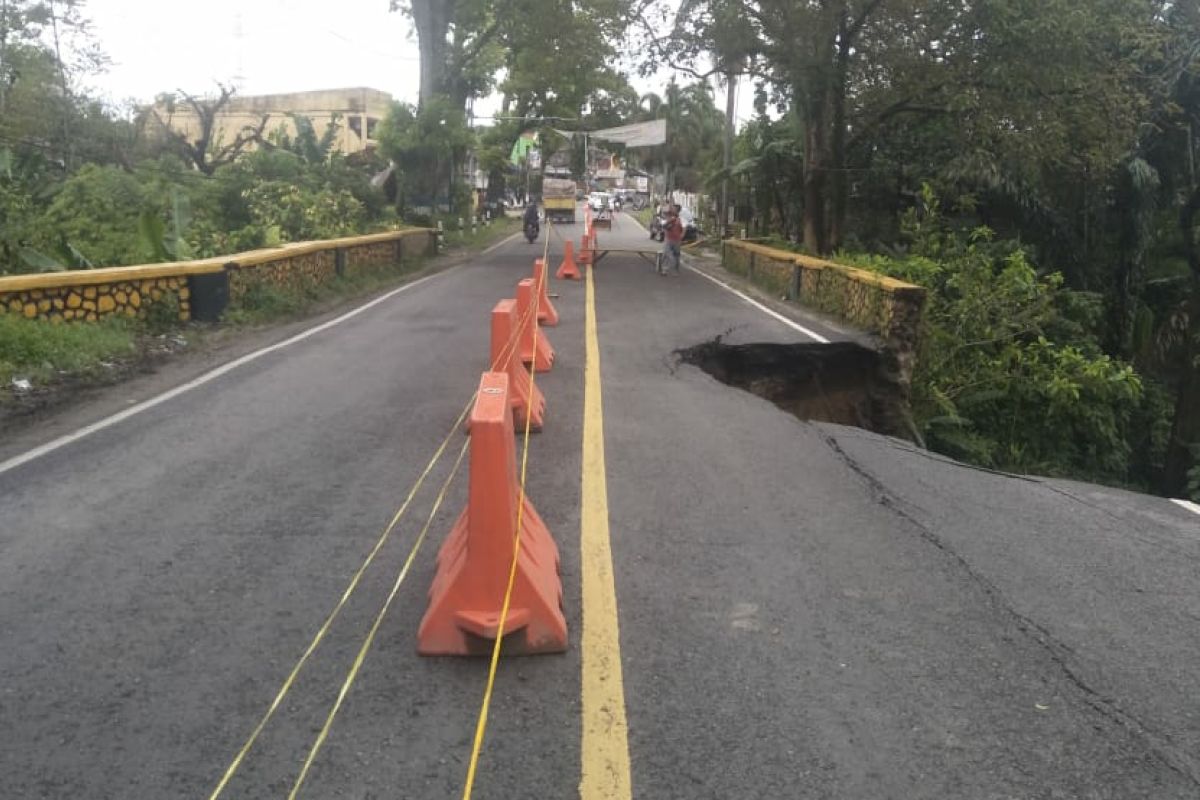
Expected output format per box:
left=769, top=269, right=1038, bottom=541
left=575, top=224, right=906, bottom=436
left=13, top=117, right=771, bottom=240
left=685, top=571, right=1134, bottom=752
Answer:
left=437, top=215, right=522, bottom=251
left=0, top=314, right=137, bottom=386
left=632, top=207, right=654, bottom=229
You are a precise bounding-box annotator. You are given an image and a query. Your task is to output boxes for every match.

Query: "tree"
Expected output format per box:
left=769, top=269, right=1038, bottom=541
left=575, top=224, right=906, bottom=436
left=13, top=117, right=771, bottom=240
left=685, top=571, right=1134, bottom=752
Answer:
left=0, top=0, right=106, bottom=159
left=1155, top=2, right=1200, bottom=495
left=637, top=79, right=723, bottom=193
left=659, top=0, right=1150, bottom=255
left=149, top=85, right=268, bottom=176
left=376, top=98, right=474, bottom=215
left=390, top=0, right=508, bottom=110
left=393, top=0, right=633, bottom=113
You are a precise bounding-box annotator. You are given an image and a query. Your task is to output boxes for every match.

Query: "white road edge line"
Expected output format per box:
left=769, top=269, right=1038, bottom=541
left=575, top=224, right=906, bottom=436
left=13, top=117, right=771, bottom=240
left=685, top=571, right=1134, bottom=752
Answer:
left=1170, top=498, right=1200, bottom=517
left=685, top=266, right=830, bottom=343
left=0, top=269, right=449, bottom=479
left=621, top=211, right=829, bottom=344
left=482, top=229, right=524, bottom=255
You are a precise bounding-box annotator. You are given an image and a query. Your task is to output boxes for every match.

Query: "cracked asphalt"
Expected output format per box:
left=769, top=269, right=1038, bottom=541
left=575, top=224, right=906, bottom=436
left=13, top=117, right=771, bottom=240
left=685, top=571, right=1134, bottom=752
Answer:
left=0, top=213, right=1198, bottom=798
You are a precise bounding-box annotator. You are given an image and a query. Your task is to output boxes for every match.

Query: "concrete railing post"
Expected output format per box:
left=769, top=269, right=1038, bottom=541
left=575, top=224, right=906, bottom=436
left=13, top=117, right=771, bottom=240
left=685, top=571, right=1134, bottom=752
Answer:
left=188, top=270, right=231, bottom=322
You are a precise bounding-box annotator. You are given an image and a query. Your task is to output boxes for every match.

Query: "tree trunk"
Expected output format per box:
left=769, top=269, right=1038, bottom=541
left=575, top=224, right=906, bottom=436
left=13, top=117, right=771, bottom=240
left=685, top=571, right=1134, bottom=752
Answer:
left=47, top=0, right=73, bottom=169
left=802, top=91, right=828, bottom=254
left=720, top=71, right=737, bottom=240
left=1163, top=188, right=1200, bottom=496
left=411, top=0, right=454, bottom=109
left=828, top=12, right=851, bottom=252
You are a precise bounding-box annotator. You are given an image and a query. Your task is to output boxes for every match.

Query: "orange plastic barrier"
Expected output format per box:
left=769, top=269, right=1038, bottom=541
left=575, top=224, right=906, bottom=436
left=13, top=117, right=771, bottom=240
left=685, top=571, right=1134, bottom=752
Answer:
left=418, top=372, right=566, bottom=656
left=491, top=299, right=544, bottom=431
left=556, top=239, right=581, bottom=280
left=515, top=278, right=555, bottom=372
left=532, top=258, right=560, bottom=327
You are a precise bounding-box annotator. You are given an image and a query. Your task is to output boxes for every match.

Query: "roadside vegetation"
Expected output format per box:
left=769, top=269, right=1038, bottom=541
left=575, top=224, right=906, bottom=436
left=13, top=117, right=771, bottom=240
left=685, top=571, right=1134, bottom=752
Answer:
left=0, top=314, right=135, bottom=388
left=842, top=190, right=1162, bottom=489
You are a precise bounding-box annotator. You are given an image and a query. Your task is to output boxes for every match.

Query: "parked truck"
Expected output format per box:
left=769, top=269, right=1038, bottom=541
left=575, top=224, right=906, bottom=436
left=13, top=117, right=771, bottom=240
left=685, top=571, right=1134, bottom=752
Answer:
left=542, top=177, right=578, bottom=223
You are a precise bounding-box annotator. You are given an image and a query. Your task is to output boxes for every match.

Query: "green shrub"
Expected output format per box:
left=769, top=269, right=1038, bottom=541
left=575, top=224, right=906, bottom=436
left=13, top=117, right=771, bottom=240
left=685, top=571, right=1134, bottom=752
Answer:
left=141, top=293, right=181, bottom=334
left=842, top=186, right=1162, bottom=486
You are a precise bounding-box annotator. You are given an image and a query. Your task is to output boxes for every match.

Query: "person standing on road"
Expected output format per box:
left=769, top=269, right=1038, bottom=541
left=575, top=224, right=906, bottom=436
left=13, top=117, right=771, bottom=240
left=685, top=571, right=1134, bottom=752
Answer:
left=660, top=204, right=684, bottom=275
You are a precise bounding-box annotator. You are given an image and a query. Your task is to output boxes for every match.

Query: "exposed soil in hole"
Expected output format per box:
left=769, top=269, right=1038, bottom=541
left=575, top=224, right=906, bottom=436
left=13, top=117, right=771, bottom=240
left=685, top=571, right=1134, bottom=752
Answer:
left=677, top=338, right=915, bottom=440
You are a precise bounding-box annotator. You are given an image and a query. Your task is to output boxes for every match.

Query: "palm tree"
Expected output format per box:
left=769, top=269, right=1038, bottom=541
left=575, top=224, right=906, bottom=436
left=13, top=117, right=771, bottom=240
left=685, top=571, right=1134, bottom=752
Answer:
left=637, top=79, right=722, bottom=193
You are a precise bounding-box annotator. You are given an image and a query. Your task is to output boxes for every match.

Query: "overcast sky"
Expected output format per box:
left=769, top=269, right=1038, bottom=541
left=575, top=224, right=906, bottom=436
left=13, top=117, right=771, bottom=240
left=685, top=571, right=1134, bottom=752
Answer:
left=83, top=0, right=754, bottom=125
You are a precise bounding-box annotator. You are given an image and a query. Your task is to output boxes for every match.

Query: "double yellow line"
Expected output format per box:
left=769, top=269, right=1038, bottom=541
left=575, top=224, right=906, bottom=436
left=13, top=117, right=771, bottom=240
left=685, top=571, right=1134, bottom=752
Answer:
left=211, top=225, right=633, bottom=799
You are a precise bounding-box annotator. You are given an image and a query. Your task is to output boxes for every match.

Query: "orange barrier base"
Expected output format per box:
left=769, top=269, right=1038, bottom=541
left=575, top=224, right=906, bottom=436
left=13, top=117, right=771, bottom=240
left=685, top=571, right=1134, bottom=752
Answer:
left=418, top=372, right=566, bottom=656
left=533, top=258, right=560, bottom=327
left=516, top=278, right=555, bottom=372
left=557, top=240, right=581, bottom=280
left=492, top=299, right=544, bottom=431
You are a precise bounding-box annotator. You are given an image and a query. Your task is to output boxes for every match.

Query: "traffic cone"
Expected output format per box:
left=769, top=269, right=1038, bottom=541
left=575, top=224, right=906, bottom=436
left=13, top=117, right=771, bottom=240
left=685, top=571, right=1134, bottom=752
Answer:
left=418, top=371, right=566, bottom=656
left=491, top=299, right=544, bottom=431
left=532, top=258, right=559, bottom=327
left=557, top=240, right=581, bottom=280
left=516, top=278, right=555, bottom=372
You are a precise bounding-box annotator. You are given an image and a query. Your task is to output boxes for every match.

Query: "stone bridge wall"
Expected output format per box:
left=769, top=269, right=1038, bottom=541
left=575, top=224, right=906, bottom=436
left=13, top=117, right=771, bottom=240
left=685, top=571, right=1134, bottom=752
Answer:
left=0, top=229, right=437, bottom=324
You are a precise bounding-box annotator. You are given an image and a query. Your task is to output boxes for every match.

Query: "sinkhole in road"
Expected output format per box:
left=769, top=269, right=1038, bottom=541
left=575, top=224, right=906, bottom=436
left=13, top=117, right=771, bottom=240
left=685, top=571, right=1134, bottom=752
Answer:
left=676, top=338, right=913, bottom=438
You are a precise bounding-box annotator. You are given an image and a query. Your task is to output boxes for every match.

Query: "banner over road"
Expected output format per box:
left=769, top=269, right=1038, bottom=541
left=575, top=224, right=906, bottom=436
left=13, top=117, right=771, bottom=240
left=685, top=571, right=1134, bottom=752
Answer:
left=554, top=119, right=666, bottom=148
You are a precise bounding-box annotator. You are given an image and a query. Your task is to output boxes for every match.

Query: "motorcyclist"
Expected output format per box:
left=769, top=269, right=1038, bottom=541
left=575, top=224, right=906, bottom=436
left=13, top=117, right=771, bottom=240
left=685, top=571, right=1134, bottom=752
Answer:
left=523, top=201, right=540, bottom=241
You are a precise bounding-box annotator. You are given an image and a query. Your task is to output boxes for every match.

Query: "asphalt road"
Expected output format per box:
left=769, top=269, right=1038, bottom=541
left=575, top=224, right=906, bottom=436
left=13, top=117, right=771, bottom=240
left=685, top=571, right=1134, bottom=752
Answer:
left=1, top=211, right=1198, bottom=799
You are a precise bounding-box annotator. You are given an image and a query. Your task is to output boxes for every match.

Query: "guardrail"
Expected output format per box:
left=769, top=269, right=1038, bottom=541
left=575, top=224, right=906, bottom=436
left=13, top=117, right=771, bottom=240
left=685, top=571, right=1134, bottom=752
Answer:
left=0, top=229, right=438, bottom=324
left=721, top=239, right=927, bottom=383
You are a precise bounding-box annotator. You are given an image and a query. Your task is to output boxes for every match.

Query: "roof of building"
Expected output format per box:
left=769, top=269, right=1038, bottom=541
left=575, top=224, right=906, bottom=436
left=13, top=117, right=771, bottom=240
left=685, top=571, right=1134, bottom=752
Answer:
left=176, top=87, right=394, bottom=115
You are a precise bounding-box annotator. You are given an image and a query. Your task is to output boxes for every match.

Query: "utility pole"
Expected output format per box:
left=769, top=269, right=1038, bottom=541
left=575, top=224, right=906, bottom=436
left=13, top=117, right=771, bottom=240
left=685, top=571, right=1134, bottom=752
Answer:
left=47, top=0, right=73, bottom=169
left=0, top=0, right=9, bottom=116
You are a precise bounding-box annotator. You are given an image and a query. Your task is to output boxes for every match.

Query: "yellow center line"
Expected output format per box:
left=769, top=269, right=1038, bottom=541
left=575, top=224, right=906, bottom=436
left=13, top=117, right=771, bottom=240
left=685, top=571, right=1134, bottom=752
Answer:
left=579, top=263, right=633, bottom=799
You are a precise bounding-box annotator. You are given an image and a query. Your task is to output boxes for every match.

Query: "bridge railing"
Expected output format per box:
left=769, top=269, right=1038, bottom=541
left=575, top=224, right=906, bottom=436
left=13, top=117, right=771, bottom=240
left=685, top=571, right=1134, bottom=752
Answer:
left=0, top=228, right=438, bottom=324
left=722, top=239, right=926, bottom=383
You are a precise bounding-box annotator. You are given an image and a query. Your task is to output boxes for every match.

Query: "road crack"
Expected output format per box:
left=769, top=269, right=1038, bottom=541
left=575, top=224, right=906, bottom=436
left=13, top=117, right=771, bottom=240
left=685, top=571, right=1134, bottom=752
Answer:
left=818, top=429, right=1200, bottom=789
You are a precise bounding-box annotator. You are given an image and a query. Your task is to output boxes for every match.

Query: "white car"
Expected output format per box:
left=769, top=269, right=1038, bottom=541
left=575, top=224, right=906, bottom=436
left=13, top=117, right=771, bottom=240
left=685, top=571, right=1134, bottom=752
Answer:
left=588, top=192, right=612, bottom=211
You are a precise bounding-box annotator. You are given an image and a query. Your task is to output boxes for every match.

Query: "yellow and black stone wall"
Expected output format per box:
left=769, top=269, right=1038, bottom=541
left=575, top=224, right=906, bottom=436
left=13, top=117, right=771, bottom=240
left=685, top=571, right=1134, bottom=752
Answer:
left=0, top=276, right=191, bottom=323
left=0, top=229, right=437, bottom=325
left=228, top=250, right=338, bottom=305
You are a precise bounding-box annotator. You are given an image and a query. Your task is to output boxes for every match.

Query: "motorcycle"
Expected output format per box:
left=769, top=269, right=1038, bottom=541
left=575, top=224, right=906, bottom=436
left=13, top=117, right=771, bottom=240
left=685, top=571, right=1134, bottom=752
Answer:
left=649, top=213, right=665, bottom=242
left=524, top=220, right=540, bottom=243
left=649, top=209, right=700, bottom=243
